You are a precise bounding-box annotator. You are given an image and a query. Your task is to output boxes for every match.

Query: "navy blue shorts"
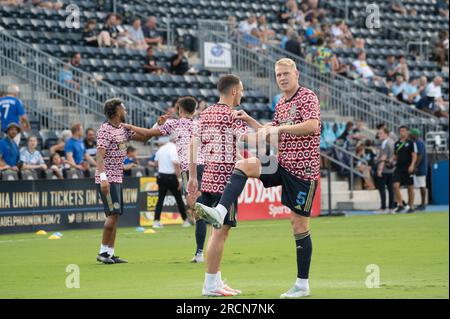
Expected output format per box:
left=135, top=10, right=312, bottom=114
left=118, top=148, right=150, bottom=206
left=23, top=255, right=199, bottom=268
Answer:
left=96, top=183, right=123, bottom=216
left=259, top=156, right=318, bottom=217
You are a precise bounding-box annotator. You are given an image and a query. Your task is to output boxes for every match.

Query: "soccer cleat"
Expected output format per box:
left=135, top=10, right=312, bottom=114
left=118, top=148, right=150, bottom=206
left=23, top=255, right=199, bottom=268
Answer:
left=202, top=287, right=236, bottom=297
left=406, top=208, right=415, bottom=214
left=219, top=280, right=242, bottom=295
left=152, top=221, right=164, bottom=228
left=416, top=205, right=426, bottom=211
left=111, top=255, right=128, bottom=263
left=195, top=203, right=223, bottom=229
left=394, top=206, right=406, bottom=213
left=181, top=220, right=192, bottom=228
left=96, top=252, right=115, bottom=264
left=191, top=253, right=204, bottom=263
left=280, top=285, right=310, bottom=298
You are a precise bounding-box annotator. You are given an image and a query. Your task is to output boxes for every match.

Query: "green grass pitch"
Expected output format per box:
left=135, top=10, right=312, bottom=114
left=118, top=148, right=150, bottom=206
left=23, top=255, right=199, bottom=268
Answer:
left=0, top=212, right=448, bottom=299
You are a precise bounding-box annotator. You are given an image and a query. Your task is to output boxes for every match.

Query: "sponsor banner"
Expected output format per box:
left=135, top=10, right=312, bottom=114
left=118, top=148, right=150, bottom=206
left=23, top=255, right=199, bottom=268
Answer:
left=237, top=178, right=321, bottom=220
left=204, top=42, right=232, bottom=69
left=0, top=177, right=141, bottom=234
left=139, top=177, right=184, bottom=226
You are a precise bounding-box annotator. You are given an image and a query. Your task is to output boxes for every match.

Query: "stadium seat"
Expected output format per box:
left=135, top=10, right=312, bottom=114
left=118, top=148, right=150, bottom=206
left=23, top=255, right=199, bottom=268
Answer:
left=131, top=167, right=146, bottom=177
left=65, top=169, right=84, bottom=179
left=20, top=170, right=38, bottom=181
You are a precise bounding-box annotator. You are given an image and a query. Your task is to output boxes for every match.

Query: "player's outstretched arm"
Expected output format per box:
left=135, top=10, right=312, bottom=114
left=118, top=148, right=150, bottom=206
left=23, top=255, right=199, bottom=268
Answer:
left=122, top=123, right=162, bottom=140
left=278, top=119, right=320, bottom=137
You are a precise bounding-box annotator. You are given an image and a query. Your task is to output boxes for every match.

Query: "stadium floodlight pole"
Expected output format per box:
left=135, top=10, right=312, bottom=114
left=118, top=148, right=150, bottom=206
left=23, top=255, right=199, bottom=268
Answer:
left=345, top=0, right=349, bottom=21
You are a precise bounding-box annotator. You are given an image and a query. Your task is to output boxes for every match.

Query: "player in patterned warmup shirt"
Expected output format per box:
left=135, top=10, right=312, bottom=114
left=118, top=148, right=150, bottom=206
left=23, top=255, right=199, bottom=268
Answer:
left=122, top=96, right=208, bottom=263
left=96, top=98, right=149, bottom=264
left=187, top=74, right=248, bottom=297
left=194, top=58, right=321, bottom=298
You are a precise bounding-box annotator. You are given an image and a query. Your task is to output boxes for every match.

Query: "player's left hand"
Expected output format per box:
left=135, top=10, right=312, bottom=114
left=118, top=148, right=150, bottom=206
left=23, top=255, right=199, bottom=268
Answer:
left=408, top=165, right=414, bottom=174
left=186, top=190, right=201, bottom=208
left=231, top=110, right=250, bottom=122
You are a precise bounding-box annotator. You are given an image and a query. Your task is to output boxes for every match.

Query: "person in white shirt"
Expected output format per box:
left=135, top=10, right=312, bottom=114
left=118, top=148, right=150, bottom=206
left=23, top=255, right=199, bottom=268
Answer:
left=126, top=17, right=147, bottom=50
left=238, top=15, right=257, bottom=35
left=153, top=137, right=191, bottom=228
left=419, top=76, right=449, bottom=117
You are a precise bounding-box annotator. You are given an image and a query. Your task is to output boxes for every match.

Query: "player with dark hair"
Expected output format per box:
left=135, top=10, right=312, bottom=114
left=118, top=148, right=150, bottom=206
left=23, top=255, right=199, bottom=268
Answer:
left=194, top=59, right=321, bottom=298
left=96, top=98, right=148, bottom=264
left=123, top=96, right=208, bottom=263
left=187, top=74, right=248, bottom=297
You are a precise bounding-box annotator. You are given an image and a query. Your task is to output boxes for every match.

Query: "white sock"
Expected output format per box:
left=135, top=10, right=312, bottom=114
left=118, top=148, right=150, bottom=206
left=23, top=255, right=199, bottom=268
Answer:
left=295, top=278, right=309, bottom=290
left=216, top=204, right=228, bottom=222
left=108, top=247, right=114, bottom=257
left=204, top=273, right=218, bottom=290
left=216, top=271, right=223, bottom=286
left=99, top=244, right=109, bottom=254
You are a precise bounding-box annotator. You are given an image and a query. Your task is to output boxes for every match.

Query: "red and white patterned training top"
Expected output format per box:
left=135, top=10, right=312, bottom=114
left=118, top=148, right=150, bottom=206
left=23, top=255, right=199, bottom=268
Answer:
left=194, top=103, right=248, bottom=194
left=158, top=117, right=205, bottom=172
left=95, top=121, right=135, bottom=184
left=273, top=86, right=321, bottom=181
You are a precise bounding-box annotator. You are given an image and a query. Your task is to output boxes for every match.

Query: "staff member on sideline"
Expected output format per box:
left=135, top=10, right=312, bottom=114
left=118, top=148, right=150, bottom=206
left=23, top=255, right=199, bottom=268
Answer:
left=153, top=136, right=191, bottom=228
left=410, top=128, right=428, bottom=211
left=393, top=125, right=417, bottom=213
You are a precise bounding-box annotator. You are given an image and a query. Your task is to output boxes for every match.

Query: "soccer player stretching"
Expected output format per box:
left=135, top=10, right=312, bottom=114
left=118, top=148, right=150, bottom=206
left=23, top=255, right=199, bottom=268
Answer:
left=122, top=96, right=208, bottom=263
left=187, top=74, right=248, bottom=297
left=96, top=98, right=148, bottom=264
left=195, top=58, right=321, bottom=298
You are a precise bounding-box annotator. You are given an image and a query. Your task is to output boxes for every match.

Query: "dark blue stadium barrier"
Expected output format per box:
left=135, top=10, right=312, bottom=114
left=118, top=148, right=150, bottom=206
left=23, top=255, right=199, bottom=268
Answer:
left=431, top=160, right=449, bottom=205
left=0, top=177, right=142, bottom=234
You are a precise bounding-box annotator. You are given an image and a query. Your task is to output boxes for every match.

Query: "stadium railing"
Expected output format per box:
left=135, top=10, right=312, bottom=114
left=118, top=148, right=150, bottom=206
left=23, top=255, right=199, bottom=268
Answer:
left=196, top=20, right=447, bottom=142
left=0, top=27, right=165, bottom=132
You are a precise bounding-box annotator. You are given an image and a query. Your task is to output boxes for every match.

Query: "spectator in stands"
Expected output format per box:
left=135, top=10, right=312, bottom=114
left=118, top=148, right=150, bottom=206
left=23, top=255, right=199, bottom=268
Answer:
left=395, top=55, right=409, bottom=82
left=0, top=84, right=30, bottom=145
left=336, top=121, right=354, bottom=147
left=355, top=143, right=376, bottom=190
left=0, top=0, right=24, bottom=6
left=307, top=38, right=332, bottom=74
left=98, top=14, right=118, bottom=47
left=0, top=123, right=21, bottom=172
left=390, top=0, right=408, bottom=15
left=320, top=23, right=332, bottom=46
left=257, top=15, right=276, bottom=44
left=393, top=125, right=417, bottom=213
left=238, top=14, right=258, bottom=35
left=59, top=63, right=80, bottom=90
left=390, top=74, right=407, bottom=101
left=376, top=123, right=398, bottom=141
left=226, top=16, right=239, bottom=38
left=353, top=120, right=374, bottom=141
left=143, top=16, right=163, bottom=47
left=20, top=135, right=47, bottom=176
left=195, top=99, right=207, bottom=118
left=285, top=31, right=304, bottom=58
left=115, top=15, right=133, bottom=48
left=279, top=0, right=296, bottom=24
left=70, top=52, right=81, bottom=69
left=123, top=146, right=139, bottom=176
left=305, top=18, right=321, bottom=45
left=127, top=17, right=147, bottom=50
left=431, top=30, right=449, bottom=69
left=402, top=77, right=423, bottom=106
left=375, top=127, right=396, bottom=213
left=331, top=20, right=353, bottom=48
left=31, top=0, right=62, bottom=10
left=280, top=28, right=295, bottom=50
left=435, top=0, right=449, bottom=17
left=50, top=129, right=71, bottom=157
left=83, top=127, right=97, bottom=158
left=409, top=128, right=428, bottom=211
left=243, top=28, right=264, bottom=53
left=83, top=19, right=98, bottom=47
left=49, top=153, right=64, bottom=179
left=64, top=123, right=96, bottom=175
left=352, top=51, right=384, bottom=86
left=418, top=76, right=449, bottom=117
left=331, top=54, right=349, bottom=77
left=143, top=46, right=166, bottom=74
left=169, top=45, right=190, bottom=75
left=384, top=55, right=397, bottom=83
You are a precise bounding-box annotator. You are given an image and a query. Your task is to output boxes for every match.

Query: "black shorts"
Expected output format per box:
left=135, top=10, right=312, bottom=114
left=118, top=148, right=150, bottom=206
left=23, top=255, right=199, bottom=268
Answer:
left=96, top=183, right=123, bottom=217
left=181, top=165, right=204, bottom=195
left=259, top=157, right=318, bottom=217
left=393, top=169, right=414, bottom=186
left=198, top=192, right=238, bottom=227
